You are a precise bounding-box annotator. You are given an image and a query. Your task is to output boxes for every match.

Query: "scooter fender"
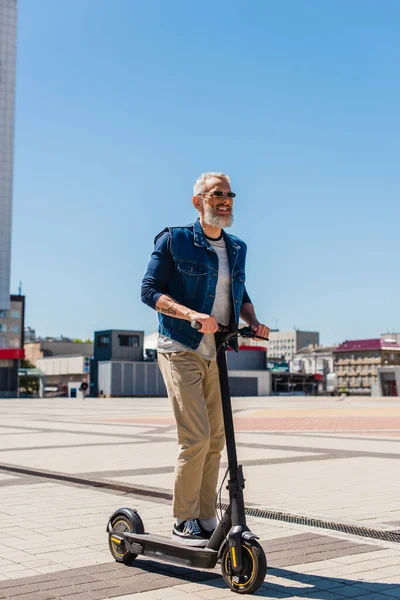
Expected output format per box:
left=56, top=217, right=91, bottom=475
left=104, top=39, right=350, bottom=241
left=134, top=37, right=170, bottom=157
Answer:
left=242, top=531, right=259, bottom=542
left=106, top=507, right=144, bottom=534
left=217, top=529, right=259, bottom=562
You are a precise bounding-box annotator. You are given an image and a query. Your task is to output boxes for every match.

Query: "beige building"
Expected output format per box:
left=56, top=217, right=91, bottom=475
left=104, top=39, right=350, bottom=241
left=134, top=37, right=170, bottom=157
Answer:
left=25, top=339, right=93, bottom=366
left=334, top=338, right=400, bottom=395
left=36, top=355, right=89, bottom=388
left=244, top=329, right=320, bottom=361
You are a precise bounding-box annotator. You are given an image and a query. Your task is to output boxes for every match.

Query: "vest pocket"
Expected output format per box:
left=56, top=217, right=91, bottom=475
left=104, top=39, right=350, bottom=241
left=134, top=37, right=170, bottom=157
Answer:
left=176, top=261, right=208, bottom=299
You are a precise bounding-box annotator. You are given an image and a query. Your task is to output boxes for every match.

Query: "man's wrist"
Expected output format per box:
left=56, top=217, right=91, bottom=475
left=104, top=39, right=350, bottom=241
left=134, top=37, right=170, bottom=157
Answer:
left=183, top=308, right=195, bottom=322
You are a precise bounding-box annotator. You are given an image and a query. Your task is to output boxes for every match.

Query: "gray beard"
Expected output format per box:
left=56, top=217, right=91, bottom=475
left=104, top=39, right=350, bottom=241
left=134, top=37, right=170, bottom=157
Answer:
left=203, top=205, right=234, bottom=228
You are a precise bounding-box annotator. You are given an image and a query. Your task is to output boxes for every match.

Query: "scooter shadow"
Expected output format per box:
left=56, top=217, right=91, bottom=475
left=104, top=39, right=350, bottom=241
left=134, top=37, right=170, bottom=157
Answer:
left=123, top=560, right=399, bottom=597
left=258, top=566, right=400, bottom=598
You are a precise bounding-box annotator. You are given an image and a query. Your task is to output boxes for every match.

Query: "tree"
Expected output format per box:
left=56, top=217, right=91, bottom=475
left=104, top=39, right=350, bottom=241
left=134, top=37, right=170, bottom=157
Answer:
left=21, top=358, right=35, bottom=369
left=19, top=359, right=39, bottom=396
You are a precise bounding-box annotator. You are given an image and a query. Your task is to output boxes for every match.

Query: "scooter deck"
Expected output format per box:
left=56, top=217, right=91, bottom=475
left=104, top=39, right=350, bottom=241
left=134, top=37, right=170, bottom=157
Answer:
left=124, top=532, right=219, bottom=569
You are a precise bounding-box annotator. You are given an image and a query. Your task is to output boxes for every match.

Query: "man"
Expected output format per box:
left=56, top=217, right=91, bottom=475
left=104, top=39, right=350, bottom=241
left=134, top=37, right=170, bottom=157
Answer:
left=141, top=172, right=269, bottom=547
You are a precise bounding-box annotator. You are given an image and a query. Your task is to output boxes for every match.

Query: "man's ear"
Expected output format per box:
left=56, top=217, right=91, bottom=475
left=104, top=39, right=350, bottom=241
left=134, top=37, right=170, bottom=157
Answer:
left=192, top=195, right=201, bottom=210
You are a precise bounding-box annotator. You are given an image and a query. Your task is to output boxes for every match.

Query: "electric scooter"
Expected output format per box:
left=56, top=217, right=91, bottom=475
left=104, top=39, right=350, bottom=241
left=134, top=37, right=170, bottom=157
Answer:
left=107, top=323, right=269, bottom=594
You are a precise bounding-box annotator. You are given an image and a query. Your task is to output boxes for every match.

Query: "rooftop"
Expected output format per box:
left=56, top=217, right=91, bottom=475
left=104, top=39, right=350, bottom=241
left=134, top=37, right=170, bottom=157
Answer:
left=295, top=345, right=336, bottom=355
left=334, top=338, right=400, bottom=352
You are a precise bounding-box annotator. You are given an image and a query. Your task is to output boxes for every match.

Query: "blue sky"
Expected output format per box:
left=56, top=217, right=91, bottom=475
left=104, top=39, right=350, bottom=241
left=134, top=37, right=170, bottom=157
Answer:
left=11, top=0, right=400, bottom=345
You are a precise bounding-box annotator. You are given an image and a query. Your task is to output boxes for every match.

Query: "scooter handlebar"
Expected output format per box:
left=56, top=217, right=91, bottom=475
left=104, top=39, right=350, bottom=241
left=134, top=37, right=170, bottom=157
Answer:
left=191, top=320, right=269, bottom=341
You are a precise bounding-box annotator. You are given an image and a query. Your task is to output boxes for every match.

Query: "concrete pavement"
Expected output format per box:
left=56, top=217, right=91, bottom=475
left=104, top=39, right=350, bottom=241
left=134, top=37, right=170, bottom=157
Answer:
left=0, top=396, right=399, bottom=599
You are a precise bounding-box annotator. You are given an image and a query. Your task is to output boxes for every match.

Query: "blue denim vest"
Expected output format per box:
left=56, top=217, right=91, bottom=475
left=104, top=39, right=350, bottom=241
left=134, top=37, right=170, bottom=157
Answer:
left=157, top=219, right=248, bottom=351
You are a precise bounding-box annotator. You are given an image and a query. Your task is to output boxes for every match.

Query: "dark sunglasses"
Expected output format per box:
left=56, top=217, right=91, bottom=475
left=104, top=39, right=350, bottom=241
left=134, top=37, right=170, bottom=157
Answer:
left=198, top=191, right=236, bottom=199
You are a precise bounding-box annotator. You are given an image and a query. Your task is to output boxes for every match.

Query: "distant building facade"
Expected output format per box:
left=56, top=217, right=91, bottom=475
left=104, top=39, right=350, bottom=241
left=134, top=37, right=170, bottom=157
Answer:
left=373, top=365, right=400, bottom=397
left=90, top=329, right=163, bottom=397
left=381, top=332, right=400, bottom=345
left=24, top=339, right=93, bottom=366
left=334, top=339, right=400, bottom=395
left=36, top=354, right=91, bottom=394
left=291, top=345, right=335, bottom=376
left=266, top=330, right=320, bottom=361
left=0, top=294, right=25, bottom=397
left=0, top=0, right=17, bottom=311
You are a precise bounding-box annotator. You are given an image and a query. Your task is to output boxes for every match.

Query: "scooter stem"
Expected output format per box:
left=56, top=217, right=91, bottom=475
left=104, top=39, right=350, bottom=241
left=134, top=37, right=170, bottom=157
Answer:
left=216, top=339, right=247, bottom=527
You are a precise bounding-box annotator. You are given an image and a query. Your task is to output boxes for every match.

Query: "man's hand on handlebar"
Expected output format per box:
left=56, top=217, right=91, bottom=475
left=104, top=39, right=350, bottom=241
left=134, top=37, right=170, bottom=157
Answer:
left=188, top=312, right=219, bottom=334
left=249, top=321, right=270, bottom=341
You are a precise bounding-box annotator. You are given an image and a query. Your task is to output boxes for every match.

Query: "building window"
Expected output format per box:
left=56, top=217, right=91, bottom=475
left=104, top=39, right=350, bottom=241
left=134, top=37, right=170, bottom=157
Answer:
left=9, top=338, right=19, bottom=348
left=0, top=310, right=8, bottom=318
left=10, top=324, right=20, bottom=333
left=118, top=335, right=139, bottom=348
left=10, top=310, right=20, bottom=319
left=98, top=335, right=110, bottom=347
left=0, top=336, right=7, bottom=349
left=0, top=324, right=7, bottom=333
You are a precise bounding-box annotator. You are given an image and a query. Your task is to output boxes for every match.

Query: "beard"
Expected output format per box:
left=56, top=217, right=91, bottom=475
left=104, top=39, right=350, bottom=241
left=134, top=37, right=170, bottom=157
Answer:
left=203, top=204, right=234, bottom=228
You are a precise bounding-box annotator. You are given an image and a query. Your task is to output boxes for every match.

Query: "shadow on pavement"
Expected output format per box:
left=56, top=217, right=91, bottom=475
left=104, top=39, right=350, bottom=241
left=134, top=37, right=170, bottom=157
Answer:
left=124, top=556, right=221, bottom=582
left=257, top=566, right=400, bottom=598
left=124, top=559, right=400, bottom=598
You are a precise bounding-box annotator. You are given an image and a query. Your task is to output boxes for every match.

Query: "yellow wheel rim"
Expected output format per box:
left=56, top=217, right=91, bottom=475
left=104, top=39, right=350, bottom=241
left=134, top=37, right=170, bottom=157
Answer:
left=224, top=544, right=257, bottom=589
left=111, top=518, right=130, bottom=557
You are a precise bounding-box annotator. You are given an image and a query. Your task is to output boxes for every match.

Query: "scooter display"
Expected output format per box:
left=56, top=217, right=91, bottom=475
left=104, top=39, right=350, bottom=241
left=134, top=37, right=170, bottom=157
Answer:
left=107, top=323, right=269, bottom=594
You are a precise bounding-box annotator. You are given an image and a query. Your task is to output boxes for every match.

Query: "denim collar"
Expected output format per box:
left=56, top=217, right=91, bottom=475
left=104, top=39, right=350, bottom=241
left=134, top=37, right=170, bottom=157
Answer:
left=193, top=217, right=240, bottom=252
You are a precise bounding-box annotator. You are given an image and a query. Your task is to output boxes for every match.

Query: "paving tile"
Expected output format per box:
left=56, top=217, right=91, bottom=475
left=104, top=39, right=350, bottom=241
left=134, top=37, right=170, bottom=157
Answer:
left=353, top=595, right=399, bottom=600
left=379, top=588, right=400, bottom=599
left=7, top=592, right=59, bottom=600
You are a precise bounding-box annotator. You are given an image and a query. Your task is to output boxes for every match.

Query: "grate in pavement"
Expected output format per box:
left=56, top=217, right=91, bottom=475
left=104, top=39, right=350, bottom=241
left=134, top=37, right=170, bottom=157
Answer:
left=1, top=462, right=400, bottom=544
left=220, top=504, right=400, bottom=544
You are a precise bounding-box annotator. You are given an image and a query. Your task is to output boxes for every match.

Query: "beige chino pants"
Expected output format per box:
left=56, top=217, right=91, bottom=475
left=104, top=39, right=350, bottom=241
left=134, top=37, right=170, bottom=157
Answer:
left=158, top=351, right=225, bottom=520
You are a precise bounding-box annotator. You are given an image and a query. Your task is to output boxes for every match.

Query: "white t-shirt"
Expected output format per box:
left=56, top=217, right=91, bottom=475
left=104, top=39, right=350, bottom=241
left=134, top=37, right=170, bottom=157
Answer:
left=158, top=236, right=231, bottom=361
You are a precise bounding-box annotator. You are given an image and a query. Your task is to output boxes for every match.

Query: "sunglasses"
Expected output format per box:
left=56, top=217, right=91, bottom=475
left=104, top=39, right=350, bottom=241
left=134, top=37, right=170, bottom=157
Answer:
left=198, top=191, right=236, bottom=199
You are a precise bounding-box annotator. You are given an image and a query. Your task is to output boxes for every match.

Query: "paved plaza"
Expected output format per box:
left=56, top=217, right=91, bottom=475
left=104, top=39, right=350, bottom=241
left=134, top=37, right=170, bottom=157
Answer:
left=0, top=395, right=399, bottom=599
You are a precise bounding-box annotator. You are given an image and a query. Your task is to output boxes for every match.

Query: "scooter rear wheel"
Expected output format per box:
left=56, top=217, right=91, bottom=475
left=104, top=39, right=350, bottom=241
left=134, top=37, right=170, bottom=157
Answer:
left=220, top=539, right=267, bottom=594
left=108, top=511, right=144, bottom=564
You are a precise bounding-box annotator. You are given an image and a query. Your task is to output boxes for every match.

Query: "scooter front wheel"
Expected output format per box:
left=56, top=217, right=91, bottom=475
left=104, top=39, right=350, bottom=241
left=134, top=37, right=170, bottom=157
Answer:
left=220, top=539, right=267, bottom=594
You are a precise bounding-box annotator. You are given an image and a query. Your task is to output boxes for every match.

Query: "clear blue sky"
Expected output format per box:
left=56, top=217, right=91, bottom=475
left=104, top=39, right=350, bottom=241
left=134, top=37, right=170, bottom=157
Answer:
left=11, top=0, right=400, bottom=345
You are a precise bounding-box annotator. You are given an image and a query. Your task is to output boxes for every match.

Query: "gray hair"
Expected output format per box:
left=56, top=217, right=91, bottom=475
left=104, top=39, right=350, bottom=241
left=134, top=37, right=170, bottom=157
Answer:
left=193, top=172, right=231, bottom=196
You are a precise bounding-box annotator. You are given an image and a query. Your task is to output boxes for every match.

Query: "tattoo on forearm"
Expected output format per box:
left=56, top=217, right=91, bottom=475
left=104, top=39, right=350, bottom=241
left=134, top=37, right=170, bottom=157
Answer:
left=156, top=306, right=177, bottom=317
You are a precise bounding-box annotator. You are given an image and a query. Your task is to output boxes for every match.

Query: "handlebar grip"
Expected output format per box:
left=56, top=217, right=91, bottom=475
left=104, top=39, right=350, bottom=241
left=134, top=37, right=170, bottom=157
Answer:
left=191, top=320, right=225, bottom=333
left=191, top=321, right=269, bottom=339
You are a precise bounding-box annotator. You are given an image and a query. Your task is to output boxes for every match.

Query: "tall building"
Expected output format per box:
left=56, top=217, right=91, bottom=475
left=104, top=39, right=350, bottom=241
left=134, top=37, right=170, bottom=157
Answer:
left=0, top=1, right=21, bottom=397
left=0, top=0, right=17, bottom=310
